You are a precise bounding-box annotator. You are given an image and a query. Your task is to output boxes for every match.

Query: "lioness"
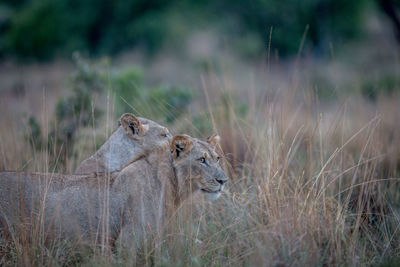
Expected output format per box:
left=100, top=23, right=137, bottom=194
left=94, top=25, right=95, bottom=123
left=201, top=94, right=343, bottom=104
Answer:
left=21, top=134, right=228, bottom=247
left=75, top=113, right=171, bottom=174
left=0, top=171, right=116, bottom=236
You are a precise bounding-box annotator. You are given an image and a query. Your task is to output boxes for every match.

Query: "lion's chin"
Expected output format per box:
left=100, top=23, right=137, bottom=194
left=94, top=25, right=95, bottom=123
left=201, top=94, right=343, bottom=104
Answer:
left=202, top=191, right=221, bottom=200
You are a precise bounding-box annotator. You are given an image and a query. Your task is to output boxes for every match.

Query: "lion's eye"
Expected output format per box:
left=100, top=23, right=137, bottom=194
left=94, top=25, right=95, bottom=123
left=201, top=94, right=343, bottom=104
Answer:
left=199, top=157, right=206, bottom=164
left=160, top=133, right=168, bottom=137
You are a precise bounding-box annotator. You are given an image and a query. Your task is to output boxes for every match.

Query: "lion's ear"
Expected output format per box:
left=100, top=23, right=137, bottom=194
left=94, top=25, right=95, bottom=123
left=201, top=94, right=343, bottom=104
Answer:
left=119, top=113, right=148, bottom=138
left=170, top=135, right=192, bottom=159
left=207, top=134, right=220, bottom=148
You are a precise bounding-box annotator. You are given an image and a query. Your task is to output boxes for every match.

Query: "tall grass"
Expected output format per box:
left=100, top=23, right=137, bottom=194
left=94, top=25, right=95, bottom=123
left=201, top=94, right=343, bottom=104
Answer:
left=0, top=63, right=400, bottom=266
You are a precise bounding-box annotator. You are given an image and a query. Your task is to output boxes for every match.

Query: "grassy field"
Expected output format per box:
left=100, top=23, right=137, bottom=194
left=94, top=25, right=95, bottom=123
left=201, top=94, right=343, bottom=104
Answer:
left=0, top=28, right=400, bottom=266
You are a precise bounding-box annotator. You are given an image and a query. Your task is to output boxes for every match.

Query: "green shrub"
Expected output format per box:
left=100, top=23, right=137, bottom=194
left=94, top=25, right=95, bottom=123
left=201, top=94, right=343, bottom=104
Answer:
left=362, top=74, right=400, bottom=100
left=26, top=116, right=42, bottom=150
left=51, top=55, right=106, bottom=164
left=147, top=85, right=192, bottom=123
left=27, top=55, right=106, bottom=169
left=111, top=66, right=144, bottom=115
left=113, top=79, right=193, bottom=124
left=191, top=112, right=213, bottom=134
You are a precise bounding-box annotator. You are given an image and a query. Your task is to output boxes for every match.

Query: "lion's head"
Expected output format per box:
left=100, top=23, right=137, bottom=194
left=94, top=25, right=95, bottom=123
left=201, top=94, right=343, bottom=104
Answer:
left=119, top=113, right=171, bottom=150
left=76, top=113, right=172, bottom=174
left=170, top=134, right=228, bottom=200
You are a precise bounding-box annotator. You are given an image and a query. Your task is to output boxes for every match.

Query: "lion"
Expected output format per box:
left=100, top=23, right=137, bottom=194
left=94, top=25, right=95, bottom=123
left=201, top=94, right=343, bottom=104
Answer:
left=0, top=171, right=117, bottom=237
left=1, top=134, right=228, bottom=248
left=75, top=113, right=171, bottom=174
left=113, top=133, right=228, bottom=248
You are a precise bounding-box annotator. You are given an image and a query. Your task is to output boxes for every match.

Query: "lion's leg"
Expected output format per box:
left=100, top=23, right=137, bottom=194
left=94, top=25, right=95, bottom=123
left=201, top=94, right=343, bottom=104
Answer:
left=115, top=222, right=142, bottom=264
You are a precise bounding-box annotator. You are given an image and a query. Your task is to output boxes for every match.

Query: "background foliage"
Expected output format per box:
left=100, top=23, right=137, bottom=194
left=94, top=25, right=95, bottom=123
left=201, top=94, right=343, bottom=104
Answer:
left=0, top=0, right=371, bottom=59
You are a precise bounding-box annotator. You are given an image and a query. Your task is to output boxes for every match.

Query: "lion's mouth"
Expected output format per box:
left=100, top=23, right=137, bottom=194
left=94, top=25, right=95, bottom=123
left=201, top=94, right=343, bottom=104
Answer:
left=200, top=188, right=222, bottom=200
left=201, top=188, right=220, bottom=193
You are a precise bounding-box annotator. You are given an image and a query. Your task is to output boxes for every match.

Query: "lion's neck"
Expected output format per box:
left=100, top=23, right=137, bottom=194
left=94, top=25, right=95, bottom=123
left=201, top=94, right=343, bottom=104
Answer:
left=148, top=150, right=195, bottom=219
left=80, top=127, right=143, bottom=173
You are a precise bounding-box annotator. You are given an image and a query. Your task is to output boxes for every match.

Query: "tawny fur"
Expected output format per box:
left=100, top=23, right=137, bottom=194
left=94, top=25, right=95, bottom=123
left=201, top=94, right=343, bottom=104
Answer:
left=0, top=134, right=228, bottom=248
left=75, top=113, right=171, bottom=174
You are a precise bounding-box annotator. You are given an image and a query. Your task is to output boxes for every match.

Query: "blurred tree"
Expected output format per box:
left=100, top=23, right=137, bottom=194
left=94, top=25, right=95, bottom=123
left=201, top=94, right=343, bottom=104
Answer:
left=210, top=0, right=368, bottom=54
left=1, top=0, right=370, bottom=59
left=2, top=0, right=172, bottom=59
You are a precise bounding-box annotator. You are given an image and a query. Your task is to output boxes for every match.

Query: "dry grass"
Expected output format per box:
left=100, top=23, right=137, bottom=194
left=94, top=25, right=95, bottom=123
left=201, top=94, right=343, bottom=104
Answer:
left=0, top=53, right=400, bottom=266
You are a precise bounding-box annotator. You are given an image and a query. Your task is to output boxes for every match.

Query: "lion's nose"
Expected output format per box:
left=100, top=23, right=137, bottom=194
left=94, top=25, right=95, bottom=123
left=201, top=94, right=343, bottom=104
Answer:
left=216, top=178, right=227, bottom=185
